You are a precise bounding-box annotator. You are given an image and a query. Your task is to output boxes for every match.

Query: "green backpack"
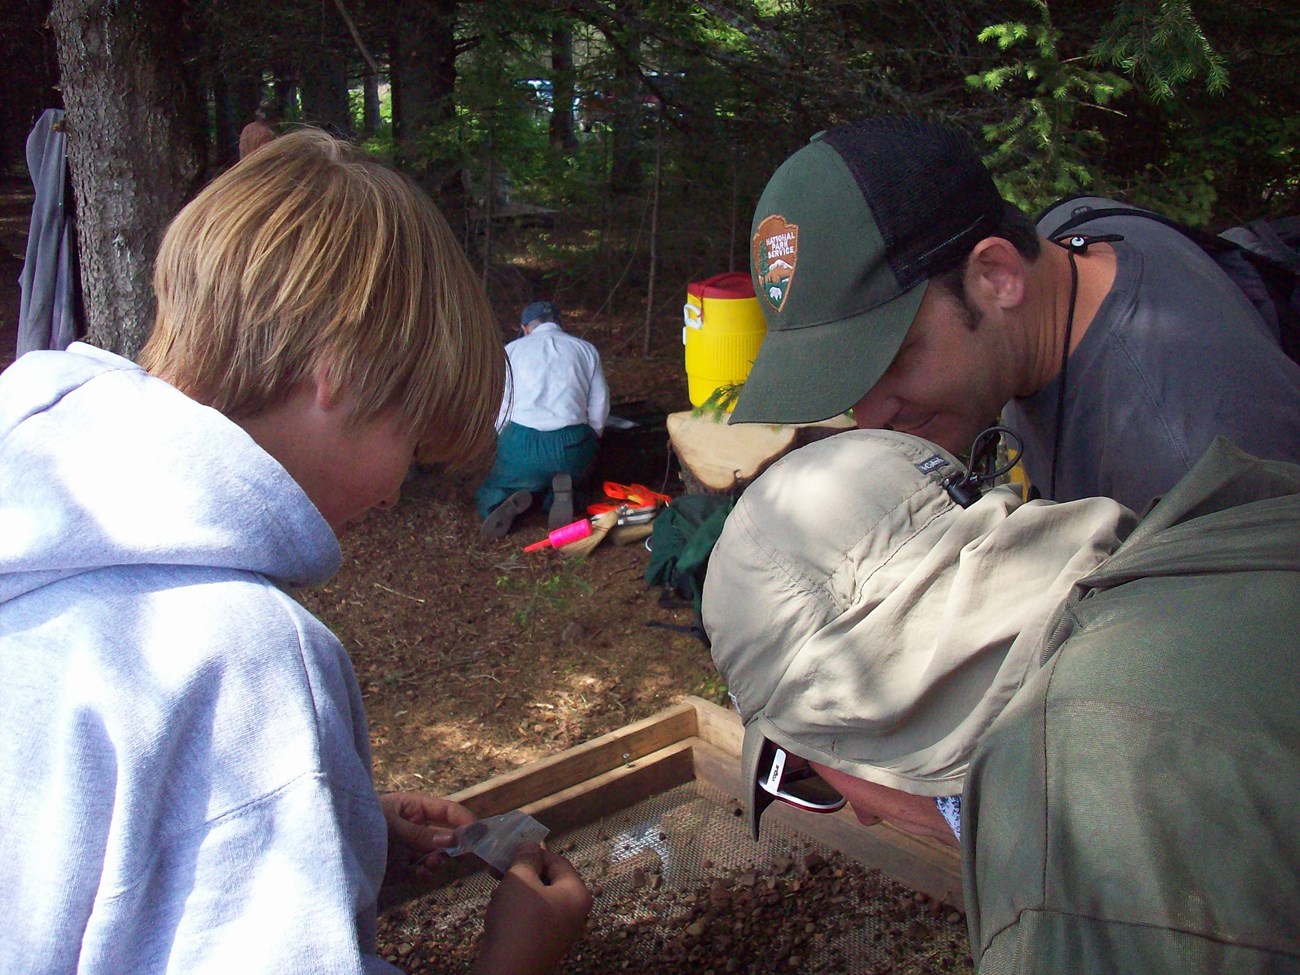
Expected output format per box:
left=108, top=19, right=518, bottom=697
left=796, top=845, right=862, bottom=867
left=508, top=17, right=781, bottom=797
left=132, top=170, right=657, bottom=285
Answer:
left=643, top=495, right=737, bottom=645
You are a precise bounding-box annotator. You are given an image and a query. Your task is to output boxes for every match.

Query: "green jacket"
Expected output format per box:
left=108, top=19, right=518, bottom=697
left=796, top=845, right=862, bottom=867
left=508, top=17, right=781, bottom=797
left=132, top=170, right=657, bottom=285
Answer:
left=964, top=439, right=1300, bottom=973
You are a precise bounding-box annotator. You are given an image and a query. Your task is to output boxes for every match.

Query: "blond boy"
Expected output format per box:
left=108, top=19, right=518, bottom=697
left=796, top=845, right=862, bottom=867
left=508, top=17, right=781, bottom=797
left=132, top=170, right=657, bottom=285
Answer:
left=0, top=129, right=590, bottom=974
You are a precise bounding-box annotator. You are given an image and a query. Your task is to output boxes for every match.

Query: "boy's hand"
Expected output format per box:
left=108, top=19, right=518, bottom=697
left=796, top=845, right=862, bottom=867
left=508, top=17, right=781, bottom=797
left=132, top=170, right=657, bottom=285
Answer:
left=472, top=844, right=593, bottom=975
left=380, top=791, right=476, bottom=885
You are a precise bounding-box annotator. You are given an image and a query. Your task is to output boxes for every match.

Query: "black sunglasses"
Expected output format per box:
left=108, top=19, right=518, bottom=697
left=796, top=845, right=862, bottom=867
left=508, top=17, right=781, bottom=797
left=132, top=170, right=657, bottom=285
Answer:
left=757, top=742, right=847, bottom=814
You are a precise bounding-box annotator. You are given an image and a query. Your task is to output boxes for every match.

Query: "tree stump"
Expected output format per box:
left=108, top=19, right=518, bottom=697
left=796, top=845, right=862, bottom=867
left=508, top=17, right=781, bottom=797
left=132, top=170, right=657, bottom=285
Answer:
left=666, top=411, right=854, bottom=495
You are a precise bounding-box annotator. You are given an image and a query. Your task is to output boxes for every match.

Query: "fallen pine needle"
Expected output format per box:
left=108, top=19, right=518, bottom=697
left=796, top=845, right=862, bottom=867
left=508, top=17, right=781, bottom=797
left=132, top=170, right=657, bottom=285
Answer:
left=373, top=582, right=425, bottom=603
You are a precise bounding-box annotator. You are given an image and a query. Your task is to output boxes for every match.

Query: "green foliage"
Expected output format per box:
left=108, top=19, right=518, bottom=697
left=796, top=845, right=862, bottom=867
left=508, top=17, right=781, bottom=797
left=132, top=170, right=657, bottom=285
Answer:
left=962, top=0, right=1288, bottom=222
left=695, top=671, right=730, bottom=707
left=691, top=382, right=746, bottom=422
left=967, top=0, right=1132, bottom=212
left=83, top=0, right=1300, bottom=319
left=1090, top=1, right=1229, bottom=102
left=496, top=567, right=595, bottom=633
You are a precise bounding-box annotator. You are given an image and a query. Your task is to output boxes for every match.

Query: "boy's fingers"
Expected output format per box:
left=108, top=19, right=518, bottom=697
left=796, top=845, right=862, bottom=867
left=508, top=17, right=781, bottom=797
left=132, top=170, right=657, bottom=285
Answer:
left=392, top=819, right=455, bottom=852
left=503, top=848, right=592, bottom=916
left=536, top=848, right=582, bottom=886
left=507, top=843, right=546, bottom=881
left=538, top=853, right=593, bottom=914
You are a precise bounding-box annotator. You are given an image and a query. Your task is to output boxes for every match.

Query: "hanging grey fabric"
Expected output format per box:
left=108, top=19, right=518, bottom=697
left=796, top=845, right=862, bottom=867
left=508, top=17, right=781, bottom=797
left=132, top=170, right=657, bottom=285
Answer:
left=17, top=108, right=83, bottom=359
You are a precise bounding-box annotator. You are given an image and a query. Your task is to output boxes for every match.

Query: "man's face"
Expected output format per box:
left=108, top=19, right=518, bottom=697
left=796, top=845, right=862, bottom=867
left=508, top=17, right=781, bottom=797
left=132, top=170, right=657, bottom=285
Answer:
left=850, top=281, right=1008, bottom=456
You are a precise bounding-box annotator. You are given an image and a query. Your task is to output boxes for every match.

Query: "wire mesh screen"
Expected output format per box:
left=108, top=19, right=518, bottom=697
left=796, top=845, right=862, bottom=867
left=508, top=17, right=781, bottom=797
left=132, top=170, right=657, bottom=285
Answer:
left=378, top=779, right=973, bottom=974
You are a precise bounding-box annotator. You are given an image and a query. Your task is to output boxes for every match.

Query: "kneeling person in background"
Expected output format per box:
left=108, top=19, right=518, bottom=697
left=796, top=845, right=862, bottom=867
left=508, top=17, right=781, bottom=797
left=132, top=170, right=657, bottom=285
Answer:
left=477, top=300, right=610, bottom=539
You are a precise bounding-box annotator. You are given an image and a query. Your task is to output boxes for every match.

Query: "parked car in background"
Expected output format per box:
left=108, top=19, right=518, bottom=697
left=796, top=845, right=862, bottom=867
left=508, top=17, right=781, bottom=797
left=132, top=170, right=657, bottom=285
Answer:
left=576, top=72, right=684, bottom=131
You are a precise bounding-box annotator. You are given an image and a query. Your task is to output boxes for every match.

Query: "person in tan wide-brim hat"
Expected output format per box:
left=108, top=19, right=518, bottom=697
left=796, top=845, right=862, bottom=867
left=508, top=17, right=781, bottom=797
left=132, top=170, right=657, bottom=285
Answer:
left=703, top=428, right=1300, bottom=973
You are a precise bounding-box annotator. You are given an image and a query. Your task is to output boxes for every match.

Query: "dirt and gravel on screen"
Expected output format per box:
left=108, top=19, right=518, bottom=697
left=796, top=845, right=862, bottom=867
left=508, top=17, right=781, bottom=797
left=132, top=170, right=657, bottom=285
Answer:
left=0, top=174, right=719, bottom=800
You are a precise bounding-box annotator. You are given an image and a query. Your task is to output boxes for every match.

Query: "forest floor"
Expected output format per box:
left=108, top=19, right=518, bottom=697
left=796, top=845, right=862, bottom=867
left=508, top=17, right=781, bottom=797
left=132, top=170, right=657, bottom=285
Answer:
left=0, top=175, right=719, bottom=800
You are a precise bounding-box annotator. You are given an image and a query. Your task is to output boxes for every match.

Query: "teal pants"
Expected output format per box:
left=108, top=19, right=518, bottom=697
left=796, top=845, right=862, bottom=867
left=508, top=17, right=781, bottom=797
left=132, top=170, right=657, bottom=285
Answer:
left=475, top=422, right=598, bottom=520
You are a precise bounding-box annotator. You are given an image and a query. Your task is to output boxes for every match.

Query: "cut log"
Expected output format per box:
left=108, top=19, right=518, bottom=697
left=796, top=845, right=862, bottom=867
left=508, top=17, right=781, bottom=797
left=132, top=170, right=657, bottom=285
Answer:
left=666, top=410, right=854, bottom=494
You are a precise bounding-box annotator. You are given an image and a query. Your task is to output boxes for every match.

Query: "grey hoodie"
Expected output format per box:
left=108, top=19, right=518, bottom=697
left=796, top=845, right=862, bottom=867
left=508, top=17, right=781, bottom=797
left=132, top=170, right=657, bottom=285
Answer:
left=0, top=344, right=399, bottom=972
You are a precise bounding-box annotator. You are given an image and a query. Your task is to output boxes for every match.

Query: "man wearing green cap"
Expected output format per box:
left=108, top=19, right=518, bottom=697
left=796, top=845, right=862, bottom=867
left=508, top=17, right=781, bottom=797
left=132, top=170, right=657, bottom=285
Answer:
left=702, top=429, right=1300, bottom=972
left=735, top=116, right=1300, bottom=513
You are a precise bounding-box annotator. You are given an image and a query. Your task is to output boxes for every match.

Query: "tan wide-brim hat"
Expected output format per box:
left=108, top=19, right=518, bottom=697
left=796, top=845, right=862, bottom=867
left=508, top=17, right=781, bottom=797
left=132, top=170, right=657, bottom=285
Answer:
left=701, top=430, right=1134, bottom=839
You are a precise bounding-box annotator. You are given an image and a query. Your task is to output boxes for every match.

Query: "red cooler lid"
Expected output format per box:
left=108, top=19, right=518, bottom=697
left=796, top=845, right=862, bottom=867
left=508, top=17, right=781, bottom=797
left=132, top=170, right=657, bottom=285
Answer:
left=687, top=271, right=755, bottom=301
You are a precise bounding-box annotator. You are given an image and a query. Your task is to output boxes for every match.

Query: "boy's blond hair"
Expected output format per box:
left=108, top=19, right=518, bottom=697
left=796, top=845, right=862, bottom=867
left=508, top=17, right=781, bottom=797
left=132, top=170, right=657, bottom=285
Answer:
left=139, top=127, right=503, bottom=469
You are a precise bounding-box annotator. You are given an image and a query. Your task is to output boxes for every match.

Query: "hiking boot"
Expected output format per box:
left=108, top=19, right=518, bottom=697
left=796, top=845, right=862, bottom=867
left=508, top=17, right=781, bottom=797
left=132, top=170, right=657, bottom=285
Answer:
left=549, top=474, right=574, bottom=530
left=480, top=490, right=532, bottom=539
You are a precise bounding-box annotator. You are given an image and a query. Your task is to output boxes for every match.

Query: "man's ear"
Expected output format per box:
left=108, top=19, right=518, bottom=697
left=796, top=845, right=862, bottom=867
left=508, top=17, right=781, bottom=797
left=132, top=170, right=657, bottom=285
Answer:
left=966, top=236, right=1028, bottom=311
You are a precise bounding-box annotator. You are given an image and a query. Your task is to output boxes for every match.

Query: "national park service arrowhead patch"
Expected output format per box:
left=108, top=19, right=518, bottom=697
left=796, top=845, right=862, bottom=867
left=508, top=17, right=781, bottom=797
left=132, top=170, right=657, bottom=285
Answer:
left=753, top=214, right=798, bottom=313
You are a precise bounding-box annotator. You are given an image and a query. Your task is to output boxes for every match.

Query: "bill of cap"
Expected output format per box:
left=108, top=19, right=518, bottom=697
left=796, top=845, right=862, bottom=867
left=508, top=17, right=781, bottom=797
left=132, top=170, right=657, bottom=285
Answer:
left=741, top=720, right=779, bottom=841
left=730, top=279, right=925, bottom=425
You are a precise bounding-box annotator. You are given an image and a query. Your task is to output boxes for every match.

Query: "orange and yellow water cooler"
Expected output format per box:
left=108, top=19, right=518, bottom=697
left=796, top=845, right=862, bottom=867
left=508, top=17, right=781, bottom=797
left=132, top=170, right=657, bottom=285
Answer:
left=682, top=272, right=767, bottom=409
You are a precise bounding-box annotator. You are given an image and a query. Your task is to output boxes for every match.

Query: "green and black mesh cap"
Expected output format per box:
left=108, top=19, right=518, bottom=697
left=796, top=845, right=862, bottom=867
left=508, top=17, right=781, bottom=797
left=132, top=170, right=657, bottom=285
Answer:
left=732, top=117, right=1005, bottom=425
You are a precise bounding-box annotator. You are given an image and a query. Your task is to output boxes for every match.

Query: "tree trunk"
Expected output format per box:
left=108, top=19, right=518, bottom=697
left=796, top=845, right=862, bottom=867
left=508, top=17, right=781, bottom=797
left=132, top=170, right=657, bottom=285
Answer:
left=549, top=27, right=578, bottom=153
left=607, top=3, right=644, bottom=195
left=212, top=71, right=236, bottom=167
left=642, top=109, right=662, bottom=356
left=300, top=48, right=352, bottom=138
left=363, top=71, right=382, bottom=135
left=212, top=70, right=263, bottom=170
left=49, top=0, right=207, bottom=360
left=391, top=0, right=461, bottom=208
left=272, top=67, right=298, bottom=121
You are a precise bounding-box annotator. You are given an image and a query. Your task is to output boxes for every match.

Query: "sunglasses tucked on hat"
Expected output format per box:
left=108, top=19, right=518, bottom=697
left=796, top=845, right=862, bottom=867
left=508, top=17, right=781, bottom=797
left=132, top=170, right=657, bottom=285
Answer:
left=752, top=739, right=848, bottom=829
left=701, top=429, right=1133, bottom=840
left=732, top=116, right=1006, bottom=426
left=520, top=300, right=561, bottom=327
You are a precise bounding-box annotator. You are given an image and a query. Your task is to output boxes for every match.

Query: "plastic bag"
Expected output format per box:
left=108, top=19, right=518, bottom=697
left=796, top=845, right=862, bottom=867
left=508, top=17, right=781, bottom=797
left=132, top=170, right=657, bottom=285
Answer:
left=441, top=810, right=550, bottom=875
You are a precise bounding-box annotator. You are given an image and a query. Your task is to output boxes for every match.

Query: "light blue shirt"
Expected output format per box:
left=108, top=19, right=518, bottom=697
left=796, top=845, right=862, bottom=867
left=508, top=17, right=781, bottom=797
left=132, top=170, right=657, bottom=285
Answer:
left=499, top=321, right=609, bottom=435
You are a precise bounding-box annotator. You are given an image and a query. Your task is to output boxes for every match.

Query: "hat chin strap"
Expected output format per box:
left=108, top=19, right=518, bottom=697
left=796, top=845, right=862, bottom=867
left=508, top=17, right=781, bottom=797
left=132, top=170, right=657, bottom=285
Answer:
left=941, top=425, right=1024, bottom=508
